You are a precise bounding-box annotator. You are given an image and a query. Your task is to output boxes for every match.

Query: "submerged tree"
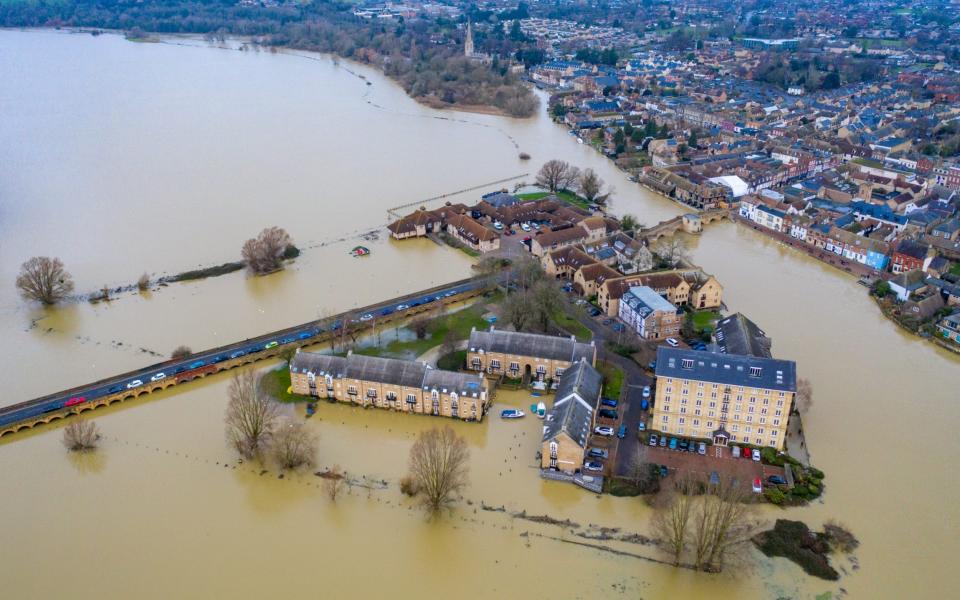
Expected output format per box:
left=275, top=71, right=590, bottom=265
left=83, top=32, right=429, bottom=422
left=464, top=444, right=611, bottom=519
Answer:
left=225, top=371, right=281, bottom=459
left=62, top=419, right=100, bottom=452
left=408, top=426, right=470, bottom=513
left=241, top=226, right=294, bottom=275
left=171, top=345, right=192, bottom=359
left=16, top=256, right=74, bottom=305
left=271, top=418, right=318, bottom=470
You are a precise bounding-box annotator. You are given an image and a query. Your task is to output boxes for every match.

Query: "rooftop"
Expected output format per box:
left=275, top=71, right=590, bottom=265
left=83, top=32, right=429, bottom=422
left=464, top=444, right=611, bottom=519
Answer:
left=655, top=347, right=796, bottom=392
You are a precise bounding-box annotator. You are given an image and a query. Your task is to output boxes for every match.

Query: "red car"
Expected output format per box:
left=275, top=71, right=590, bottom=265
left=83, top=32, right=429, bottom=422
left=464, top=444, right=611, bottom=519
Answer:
left=752, top=478, right=763, bottom=494
left=65, top=396, right=86, bottom=407
left=742, top=448, right=751, bottom=459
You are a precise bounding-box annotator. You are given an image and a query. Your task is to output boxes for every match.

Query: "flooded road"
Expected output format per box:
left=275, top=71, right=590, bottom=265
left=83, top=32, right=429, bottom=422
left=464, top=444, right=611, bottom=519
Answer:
left=0, top=29, right=957, bottom=599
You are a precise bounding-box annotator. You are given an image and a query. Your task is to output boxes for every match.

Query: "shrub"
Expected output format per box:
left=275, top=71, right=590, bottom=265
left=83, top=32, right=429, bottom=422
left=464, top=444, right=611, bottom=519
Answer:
left=753, top=519, right=839, bottom=581
left=399, top=475, right=420, bottom=497
left=764, top=487, right=787, bottom=505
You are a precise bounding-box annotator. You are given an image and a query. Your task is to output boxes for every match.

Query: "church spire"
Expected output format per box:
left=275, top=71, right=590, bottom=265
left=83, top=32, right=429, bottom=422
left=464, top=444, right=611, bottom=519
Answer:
left=465, top=21, right=475, bottom=57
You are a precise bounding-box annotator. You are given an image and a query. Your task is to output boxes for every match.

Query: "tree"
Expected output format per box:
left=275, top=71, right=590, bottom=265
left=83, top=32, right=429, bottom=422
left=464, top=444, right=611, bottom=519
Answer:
left=271, top=418, right=318, bottom=470
left=652, top=474, right=696, bottom=566
left=688, top=131, right=699, bottom=148
left=872, top=280, right=891, bottom=298
left=795, top=378, right=813, bottom=413
left=620, top=214, right=643, bottom=235
left=536, top=159, right=579, bottom=192
left=323, top=465, right=347, bottom=502
left=530, top=279, right=563, bottom=331
left=654, top=238, right=690, bottom=267
left=171, top=345, right=192, bottom=359
left=691, top=477, right=757, bottom=571
left=137, top=272, right=150, bottom=291
left=411, top=316, right=430, bottom=339
left=502, top=291, right=533, bottom=331
left=408, top=426, right=470, bottom=512
left=225, top=371, right=281, bottom=459
left=578, top=169, right=611, bottom=205
left=241, top=226, right=294, bottom=275
left=16, top=256, right=74, bottom=305
left=62, top=419, right=100, bottom=452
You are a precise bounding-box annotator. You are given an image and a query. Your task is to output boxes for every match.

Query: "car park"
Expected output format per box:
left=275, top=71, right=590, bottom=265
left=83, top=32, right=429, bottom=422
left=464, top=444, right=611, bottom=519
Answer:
left=665, top=338, right=679, bottom=347
left=648, top=434, right=658, bottom=446
left=584, top=461, right=604, bottom=472
left=698, top=442, right=706, bottom=455
left=768, top=475, right=787, bottom=485
left=752, top=478, right=763, bottom=494
left=594, top=426, right=614, bottom=436
left=150, top=373, right=166, bottom=382
left=587, top=448, right=609, bottom=459
left=126, top=380, right=143, bottom=389
left=600, top=398, right=618, bottom=408
left=617, top=424, right=626, bottom=439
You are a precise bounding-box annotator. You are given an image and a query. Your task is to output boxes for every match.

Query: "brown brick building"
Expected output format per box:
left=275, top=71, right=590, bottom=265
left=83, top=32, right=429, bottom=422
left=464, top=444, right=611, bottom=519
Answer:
left=541, top=359, right=603, bottom=474
left=466, top=327, right=596, bottom=383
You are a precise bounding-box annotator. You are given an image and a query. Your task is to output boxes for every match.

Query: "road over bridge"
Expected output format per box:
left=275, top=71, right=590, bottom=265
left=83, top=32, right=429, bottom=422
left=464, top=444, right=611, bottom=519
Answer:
left=0, top=277, right=495, bottom=439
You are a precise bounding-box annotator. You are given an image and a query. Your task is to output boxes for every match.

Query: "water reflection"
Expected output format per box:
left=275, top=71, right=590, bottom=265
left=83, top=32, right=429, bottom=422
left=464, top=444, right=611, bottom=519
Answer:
left=67, top=448, right=106, bottom=475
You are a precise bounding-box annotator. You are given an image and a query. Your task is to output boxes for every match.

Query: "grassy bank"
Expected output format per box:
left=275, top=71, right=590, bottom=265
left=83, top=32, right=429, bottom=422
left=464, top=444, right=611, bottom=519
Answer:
left=261, top=366, right=304, bottom=404
left=355, top=304, right=490, bottom=359
left=597, top=360, right=624, bottom=398
left=554, top=309, right=593, bottom=341
left=516, top=190, right=592, bottom=211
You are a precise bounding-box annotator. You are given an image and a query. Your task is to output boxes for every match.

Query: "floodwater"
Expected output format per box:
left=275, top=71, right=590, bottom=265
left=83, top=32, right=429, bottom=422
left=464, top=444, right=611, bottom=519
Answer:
left=0, top=29, right=957, bottom=599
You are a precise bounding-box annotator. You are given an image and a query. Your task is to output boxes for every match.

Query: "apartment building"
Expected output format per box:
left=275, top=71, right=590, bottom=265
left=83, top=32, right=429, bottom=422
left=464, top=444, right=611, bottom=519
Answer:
left=466, top=327, right=596, bottom=382
left=617, top=286, right=681, bottom=340
left=541, top=358, right=603, bottom=474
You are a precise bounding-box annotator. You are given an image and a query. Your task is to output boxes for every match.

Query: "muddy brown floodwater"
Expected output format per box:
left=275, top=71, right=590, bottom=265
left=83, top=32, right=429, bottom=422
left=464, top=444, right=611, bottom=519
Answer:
left=0, top=29, right=958, bottom=599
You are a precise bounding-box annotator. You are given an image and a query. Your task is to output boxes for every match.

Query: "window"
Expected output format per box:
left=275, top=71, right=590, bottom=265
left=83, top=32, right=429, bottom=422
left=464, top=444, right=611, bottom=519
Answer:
left=708, top=401, right=716, bottom=409
left=471, top=358, right=481, bottom=369
left=777, top=400, right=784, bottom=408
left=695, top=400, right=703, bottom=407
left=773, top=419, right=780, bottom=426
left=731, top=424, right=739, bottom=432
left=662, top=415, right=669, bottom=423
left=680, top=397, right=687, bottom=405
left=757, top=428, right=764, bottom=435
left=367, top=388, right=377, bottom=398
left=694, top=409, right=701, bottom=416
left=697, top=390, right=704, bottom=398
left=681, top=359, right=694, bottom=369
left=692, top=419, right=700, bottom=427
left=746, top=416, right=753, bottom=423
left=555, top=368, right=564, bottom=377
left=748, top=406, right=755, bottom=413
left=347, top=385, right=358, bottom=395
left=406, top=394, right=416, bottom=405
left=431, top=390, right=439, bottom=401
left=679, top=407, right=687, bottom=414
left=760, top=408, right=767, bottom=415
left=678, top=417, right=685, bottom=424
left=663, top=405, right=671, bottom=412
left=749, top=366, right=762, bottom=377
left=509, top=362, right=520, bottom=372
left=490, top=359, right=501, bottom=370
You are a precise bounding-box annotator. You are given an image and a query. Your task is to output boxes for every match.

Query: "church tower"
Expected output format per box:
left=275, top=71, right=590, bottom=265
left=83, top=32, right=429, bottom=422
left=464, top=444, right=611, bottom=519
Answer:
left=465, top=21, right=475, bottom=57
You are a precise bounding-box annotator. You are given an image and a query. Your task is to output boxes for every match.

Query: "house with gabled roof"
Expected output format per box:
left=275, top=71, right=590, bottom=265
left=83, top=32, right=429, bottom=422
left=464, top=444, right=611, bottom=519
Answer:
left=541, top=358, right=603, bottom=474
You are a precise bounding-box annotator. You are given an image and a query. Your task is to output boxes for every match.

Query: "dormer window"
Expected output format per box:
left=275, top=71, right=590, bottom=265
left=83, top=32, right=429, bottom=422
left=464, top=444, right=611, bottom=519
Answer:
left=681, top=359, right=694, bottom=369
left=749, top=366, right=763, bottom=378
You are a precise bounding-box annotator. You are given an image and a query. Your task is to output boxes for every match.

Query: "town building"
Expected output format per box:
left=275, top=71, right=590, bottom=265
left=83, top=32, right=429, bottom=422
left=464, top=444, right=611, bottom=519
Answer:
left=892, top=239, right=929, bottom=274
left=466, top=327, right=596, bottom=382
left=597, top=269, right=723, bottom=316
left=715, top=313, right=772, bottom=358
left=936, top=310, right=960, bottom=344
left=617, top=286, right=681, bottom=340
left=653, top=347, right=796, bottom=450
left=541, top=358, right=603, bottom=474
left=289, top=350, right=488, bottom=421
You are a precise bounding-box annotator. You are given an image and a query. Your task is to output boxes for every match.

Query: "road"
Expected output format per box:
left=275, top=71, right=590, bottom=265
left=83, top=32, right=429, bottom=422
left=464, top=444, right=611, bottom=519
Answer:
left=0, top=278, right=487, bottom=430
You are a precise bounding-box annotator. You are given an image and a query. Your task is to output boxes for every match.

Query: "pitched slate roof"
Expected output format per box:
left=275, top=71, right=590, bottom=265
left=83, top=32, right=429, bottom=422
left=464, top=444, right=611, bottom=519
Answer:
left=715, top=313, right=772, bottom=358
left=655, top=347, right=796, bottom=392
left=468, top=328, right=595, bottom=364
left=543, top=359, right=601, bottom=448
left=554, top=358, right=603, bottom=406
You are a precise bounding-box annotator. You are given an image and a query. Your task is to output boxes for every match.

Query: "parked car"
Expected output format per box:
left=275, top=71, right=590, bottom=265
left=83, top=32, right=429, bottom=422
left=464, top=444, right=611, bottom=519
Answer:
left=493, top=221, right=504, bottom=230
left=520, top=222, right=531, bottom=232
left=602, top=318, right=613, bottom=326
left=174, top=366, right=187, bottom=374
left=665, top=338, right=680, bottom=347
left=679, top=439, right=689, bottom=451
left=688, top=441, right=698, bottom=453
left=668, top=438, right=678, bottom=450
left=612, top=323, right=624, bottom=332
left=768, top=475, right=787, bottom=485
left=229, top=350, right=246, bottom=359
left=150, top=373, right=166, bottom=382
left=647, top=361, right=657, bottom=370
left=731, top=445, right=741, bottom=458
left=659, top=435, right=667, bottom=447
left=638, top=421, right=646, bottom=432
left=360, top=314, right=373, bottom=321
left=642, top=386, right=651, bottom=398
left=601, top=398, right=618, bottom=408
left=126, top=380, right=143, bottom=389
left=188, top=360, right=206, bottom=369
left=297, top=331, right=313, bottom=340
left=752, top=449, right=762, bottom=462
left=648, top=434, right=658, bottom=446
left=599, top=409, right=618, bottom=420
left=640, top=399, right=649, bottom=411
left=583, top=461, right=604, bottom=473
left=617, top=424, right=626, bottom=439
left=280, top=337, right=295, bottom=344
left=587, top=447, right=609, bottom=459
left=588, top=307, right=602, bottom=317
left=594, top=426, right=614, bottom=436
left=742, top=448, right=751, bottom=460
left=698, top=442, right=706, bottom=455
left=380, top=308, right=394, bottom=316
left=752, top=478, right=763, bottom=494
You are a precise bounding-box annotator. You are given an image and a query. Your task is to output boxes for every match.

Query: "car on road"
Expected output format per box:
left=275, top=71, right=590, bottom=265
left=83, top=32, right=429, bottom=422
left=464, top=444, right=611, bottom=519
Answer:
left=752, top=449, right=762, bottom=462
left=584, top=461, right=604, bottom=472
left=396, top=304, right=409, bottom=311
left=280, top=337, right=295, bottom=344
left=189, top=360, right=206, bottom=369
left=648, top=434, right=658, bottom=446
left=108, top=385, right=123, bottom=394
left=594, top=426, right=614, bottom=436
left=668, top=437, right=678, bottom=450
left=65, top=396, right=86, bottom=407
left=126, top=380, right=143, bottom=389
left=637, top=421, right=646, bottom=432
left=174, top=366, right=188, bottom=374
left=599, top=409, right=618, bottom=420
left=642, top=386, right=651, bottom=398
left=380, top=308, right=394, bottom=316
left=212, top=355, right=228, bottom=363
left=297, top=331, right=313, bottom=340
left=768, top=475, right=787, bottom=485
left=752, top=478, right=763, bottom=494
left=617, top=424, right=626, bottom=439
left=588, top=307, right=601, bottom=317
left=602, top=318, right=613, bottom=326
left=600, top=398, right=618, bottom=408
left=587, top=448, right=609, bottom=459
left=150, top=373, right=166, bottom=382
left=264, top=341, right=279, bottom=349
left=698, top=442, right=706, bottom=455
left=659, top=435, right=667, bottom=447
left=665, top=337, right=680, bottom=347
left=360, top=314, right=373, bottom=321
left=229, top=350, right=246, bottom=359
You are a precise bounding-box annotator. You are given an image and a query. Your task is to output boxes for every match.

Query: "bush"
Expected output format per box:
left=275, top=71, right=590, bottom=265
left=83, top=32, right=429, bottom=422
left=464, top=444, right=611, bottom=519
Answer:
left=764, top=487, right=787, bottom=505
left=753, top=519, right=839, bottom=580
left=399, top=475, right=420, bottom=497
left=437, top=350, right=467, bottom=371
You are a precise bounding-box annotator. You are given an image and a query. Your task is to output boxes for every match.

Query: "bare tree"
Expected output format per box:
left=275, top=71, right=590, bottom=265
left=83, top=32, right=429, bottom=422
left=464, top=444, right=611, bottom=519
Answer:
left=271, top=418, right=318, bottom=470
left=691, top=477, right=757, bottom=572
left=225, top=371, right=281, bottom=459
left=411, top=316, right=430, bottom=340
left=408, top=426, right=470, bottom=513
left=795, top=378, right=813, bottom=414
left=535, top=159, right=579, bottom=192
left=440, top=328, right=458, bottom=357
left=578, top=168, right=611, bottom=205
left=502, top=291, right=533, bottom=331
left=651, top=474, right=696, bottom=566
left=62, top=419, right=100, bottom=452
left=531, top=279, right=563, bottom=331
left=241, top=226, right=294, bottom=275
left=323, top=465, right=347, bottom=502
left=654, top=238, right=691, bottom=268
left=16, top=256, right=74, bottom=304
left=171, top=345, right=192, bottom=359
left=137, top=272, right=150, bottom=291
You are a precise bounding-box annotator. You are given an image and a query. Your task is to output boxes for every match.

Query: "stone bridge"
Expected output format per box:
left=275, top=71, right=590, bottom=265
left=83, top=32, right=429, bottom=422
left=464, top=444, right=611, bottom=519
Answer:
left=638, top=209, right=729, bottom=241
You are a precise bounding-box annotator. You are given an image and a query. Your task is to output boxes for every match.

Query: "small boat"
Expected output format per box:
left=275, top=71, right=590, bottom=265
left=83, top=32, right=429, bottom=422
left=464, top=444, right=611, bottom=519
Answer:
left=350, top=246, right=370, bottom=257
left=536, top=402, right=546, bottom=418
left=500, top=409, right=525, bottom=419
